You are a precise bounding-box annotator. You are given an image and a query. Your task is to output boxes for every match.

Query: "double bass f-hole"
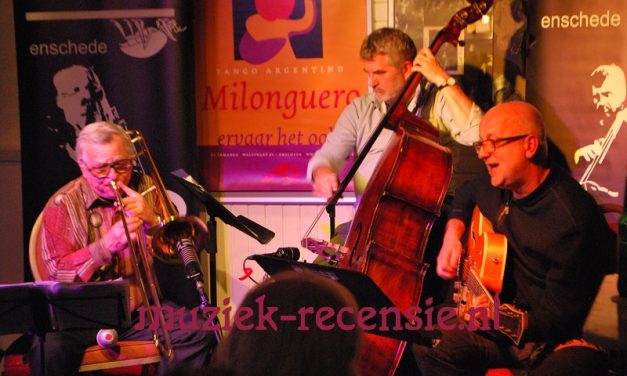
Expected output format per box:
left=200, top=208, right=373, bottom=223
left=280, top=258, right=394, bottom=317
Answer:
left=348, top=222, right=362, bottom=266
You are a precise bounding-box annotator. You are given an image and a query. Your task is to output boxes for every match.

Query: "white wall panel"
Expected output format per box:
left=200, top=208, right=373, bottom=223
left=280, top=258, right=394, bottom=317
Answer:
left=207, top=203, right=354, bottom=312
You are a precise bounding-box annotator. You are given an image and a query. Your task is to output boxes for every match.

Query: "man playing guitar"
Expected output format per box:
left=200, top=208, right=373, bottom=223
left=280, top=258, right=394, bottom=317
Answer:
left=413, top=101, right=615, bottom=374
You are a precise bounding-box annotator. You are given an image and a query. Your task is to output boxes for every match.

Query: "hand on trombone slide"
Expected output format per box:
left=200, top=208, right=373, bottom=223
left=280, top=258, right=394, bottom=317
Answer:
left=116, top=180, right=159, bottom=227
left=104, top=180, right=157, bottom=254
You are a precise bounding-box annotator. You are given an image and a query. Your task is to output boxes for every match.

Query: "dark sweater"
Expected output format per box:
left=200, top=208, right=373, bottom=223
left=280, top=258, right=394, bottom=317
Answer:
left=450, top=167, right=615, bottom=343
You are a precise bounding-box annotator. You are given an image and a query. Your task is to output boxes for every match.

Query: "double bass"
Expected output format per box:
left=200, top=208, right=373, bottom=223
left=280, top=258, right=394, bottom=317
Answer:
left=303, top=2, right=493, bottom=375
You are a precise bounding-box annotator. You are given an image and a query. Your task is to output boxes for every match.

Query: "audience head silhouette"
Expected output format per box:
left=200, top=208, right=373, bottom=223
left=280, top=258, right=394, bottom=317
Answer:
left=209, top=271, right=362, bottom=376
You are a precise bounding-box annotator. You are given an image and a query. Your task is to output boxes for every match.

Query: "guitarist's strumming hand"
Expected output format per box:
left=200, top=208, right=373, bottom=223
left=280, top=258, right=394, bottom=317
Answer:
left=436, top=218, right=466, bottom=280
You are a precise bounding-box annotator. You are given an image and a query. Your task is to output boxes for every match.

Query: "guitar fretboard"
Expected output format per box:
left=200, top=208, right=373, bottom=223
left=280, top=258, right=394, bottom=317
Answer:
left=464, top=264, right=495, bottom=316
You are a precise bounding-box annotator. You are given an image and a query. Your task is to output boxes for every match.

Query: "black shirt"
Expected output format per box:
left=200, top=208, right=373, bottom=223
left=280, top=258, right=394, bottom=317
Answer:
left=450, top=167, right=615, bottom=343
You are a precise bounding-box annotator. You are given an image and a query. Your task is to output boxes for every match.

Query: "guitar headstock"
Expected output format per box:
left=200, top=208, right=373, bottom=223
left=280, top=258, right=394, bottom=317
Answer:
left=497, top=303, right=526, bottom=346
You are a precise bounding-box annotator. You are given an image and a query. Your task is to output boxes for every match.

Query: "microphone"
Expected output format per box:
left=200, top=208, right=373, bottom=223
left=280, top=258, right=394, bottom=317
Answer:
left=273, top=247, right=300, bottom=260
left=176, top=238, right=204, bottom=284
left=176, top=238, right=211, bottom=309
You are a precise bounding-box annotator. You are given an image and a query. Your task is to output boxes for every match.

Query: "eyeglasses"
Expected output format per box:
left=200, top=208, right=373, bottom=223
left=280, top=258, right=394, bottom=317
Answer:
left=472, top=135, right=528, bottom=154
left=81, top=159, right=134, bottom=178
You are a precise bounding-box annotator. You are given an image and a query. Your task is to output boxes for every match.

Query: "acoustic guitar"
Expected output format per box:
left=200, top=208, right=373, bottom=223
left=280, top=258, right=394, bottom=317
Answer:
left=455, top=206, right=526, bottom=345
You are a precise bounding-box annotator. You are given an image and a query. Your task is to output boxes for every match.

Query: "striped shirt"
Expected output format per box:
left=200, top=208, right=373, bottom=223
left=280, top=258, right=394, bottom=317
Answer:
left=37, top=175, right=159, bottom=311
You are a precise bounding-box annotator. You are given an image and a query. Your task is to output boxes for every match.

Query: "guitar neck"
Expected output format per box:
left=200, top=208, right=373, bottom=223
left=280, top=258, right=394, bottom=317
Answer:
left=461, top=262, right=525, bottom=345
left=464, top=266, right=496, bottom=317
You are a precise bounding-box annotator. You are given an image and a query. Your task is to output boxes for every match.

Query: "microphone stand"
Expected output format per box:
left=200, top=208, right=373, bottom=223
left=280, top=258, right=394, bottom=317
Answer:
left=175, top=233, right=223, bottom=342
left=206, top=215, right=218, bottom=309
left=184, top=253, right=223, bottom=343
left=171, top=169, right=275, bottom=307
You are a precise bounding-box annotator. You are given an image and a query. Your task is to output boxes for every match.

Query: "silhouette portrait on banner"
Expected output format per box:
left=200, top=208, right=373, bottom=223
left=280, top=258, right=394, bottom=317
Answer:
left=50, top=65, right=125, bottom=161
left=574, top=64, right=626, bottom=199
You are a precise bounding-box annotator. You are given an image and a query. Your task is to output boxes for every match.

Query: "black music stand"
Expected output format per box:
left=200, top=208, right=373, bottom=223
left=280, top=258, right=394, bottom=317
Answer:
left=0, top=280, right=131, bottom=375
left=171, top=169, right=275, bottom=307
left=252, top=254, right=437, bottom=345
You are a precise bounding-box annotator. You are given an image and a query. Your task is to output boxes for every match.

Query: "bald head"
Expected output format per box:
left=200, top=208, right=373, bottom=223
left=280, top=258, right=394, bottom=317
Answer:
left=481, top=101, right=548, bottom=164
left=483, top=101, right=543, bottom=135
left=478, top=102, right=551, bottom=198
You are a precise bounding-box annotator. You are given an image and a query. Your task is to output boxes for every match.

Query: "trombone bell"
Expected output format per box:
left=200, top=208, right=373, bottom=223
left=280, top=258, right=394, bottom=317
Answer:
left=128, top=129, right=209, bottom=264
left=151, top=216, right=208, bottom=264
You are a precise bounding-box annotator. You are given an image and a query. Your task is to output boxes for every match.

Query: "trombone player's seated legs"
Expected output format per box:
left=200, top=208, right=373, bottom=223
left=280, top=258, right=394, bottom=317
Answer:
left=118, top=300, right=216, bottom=375
left=29, top=330, right=98, bottom=376
left=29, top=121, right=216, bottom=375
left=28, top=303, right=216, bottom=376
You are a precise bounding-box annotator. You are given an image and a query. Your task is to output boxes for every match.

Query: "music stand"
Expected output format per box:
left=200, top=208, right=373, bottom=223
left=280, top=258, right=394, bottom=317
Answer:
left=0, top=280, right=131, bottom=374
left=252, top=254, right=437, bottom=345
left=171, top=169, right=275, bottom=307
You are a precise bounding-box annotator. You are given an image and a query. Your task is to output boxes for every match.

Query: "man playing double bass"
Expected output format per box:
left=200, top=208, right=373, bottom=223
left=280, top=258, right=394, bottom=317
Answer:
left=306, top=28, right=484, bottom=315
left=307, top=27, right=482, bottom=244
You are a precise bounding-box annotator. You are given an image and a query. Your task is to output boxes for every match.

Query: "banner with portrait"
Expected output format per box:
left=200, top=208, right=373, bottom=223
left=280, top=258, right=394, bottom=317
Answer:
left=196, top=0, right=368, bottom=192
left=526, top=1, right=627, bottom=207
left=13, top=0, right=201, bottom=304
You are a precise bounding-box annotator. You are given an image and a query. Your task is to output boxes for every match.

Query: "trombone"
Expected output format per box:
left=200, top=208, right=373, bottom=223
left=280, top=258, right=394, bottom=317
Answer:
left=110, top=129, right=219, bottom=361
left=111, top=180, right=175, bottom=361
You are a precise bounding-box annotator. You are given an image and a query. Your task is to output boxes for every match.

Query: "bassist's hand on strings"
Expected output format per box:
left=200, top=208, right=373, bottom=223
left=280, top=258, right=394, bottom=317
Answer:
left=312, top=165, right=339, bottom=199
left=411, top=48, right=478, bottom=134
left=411, top=48, right=450, bottom=86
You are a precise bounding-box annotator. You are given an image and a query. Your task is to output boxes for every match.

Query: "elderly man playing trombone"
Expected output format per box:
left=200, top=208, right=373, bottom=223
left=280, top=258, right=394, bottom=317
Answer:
left=29, top=121, right=215, bottom=376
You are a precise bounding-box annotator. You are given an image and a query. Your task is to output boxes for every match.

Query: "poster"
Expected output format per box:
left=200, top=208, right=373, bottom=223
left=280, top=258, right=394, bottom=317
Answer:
left=527, top=1, right=627, bottom=206
left=196, top=0, right=368, bottom=191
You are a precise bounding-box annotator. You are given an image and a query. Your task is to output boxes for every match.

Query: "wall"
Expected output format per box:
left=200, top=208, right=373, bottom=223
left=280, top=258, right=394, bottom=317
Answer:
left=213, top=199, right=354, bottom=311
left=0, top=0, right=24, bottom=368
left=0, top=1, right=22, bottom=284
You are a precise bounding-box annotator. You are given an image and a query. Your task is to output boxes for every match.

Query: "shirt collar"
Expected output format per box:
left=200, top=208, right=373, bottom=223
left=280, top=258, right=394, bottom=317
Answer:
left=512, top=167, right=556, bottom=206
left=79, top=177, right=115, bottom=209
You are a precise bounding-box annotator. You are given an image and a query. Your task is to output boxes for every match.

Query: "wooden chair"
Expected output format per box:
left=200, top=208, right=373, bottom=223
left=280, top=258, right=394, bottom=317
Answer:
left=29, top=212, right=161, bottom=375
left=78, top=340, right=161, bottom=374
